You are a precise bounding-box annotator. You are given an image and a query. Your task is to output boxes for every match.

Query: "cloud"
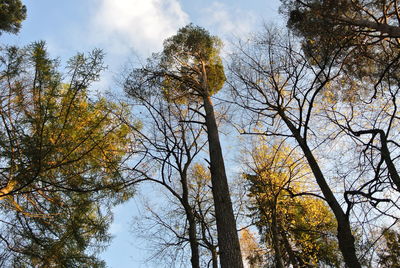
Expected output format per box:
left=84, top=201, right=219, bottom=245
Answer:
left=92, top=0, right=189, bottom=56
left=196, top=2, right=259, bottom=57
left=199, top=2, right=257, bottom=39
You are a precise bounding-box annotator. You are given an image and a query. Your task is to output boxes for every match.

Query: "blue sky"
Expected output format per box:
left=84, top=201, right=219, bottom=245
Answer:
left=2, top=0, right=282, bottom=267
left=4, top=0, right=282, bottom=91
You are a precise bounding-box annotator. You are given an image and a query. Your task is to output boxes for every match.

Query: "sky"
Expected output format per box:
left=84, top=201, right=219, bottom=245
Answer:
left=3, top=0, right=282, bottom=91
left=2, top=0, right=282, bottom=267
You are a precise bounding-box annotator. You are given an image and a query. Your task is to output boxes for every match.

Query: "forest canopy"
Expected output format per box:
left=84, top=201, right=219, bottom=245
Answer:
left=1, top=1, right=400, bottom=267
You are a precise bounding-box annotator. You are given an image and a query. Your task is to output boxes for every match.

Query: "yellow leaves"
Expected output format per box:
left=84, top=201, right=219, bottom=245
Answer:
left=0, top=180, right=17, bottom=201
left=240, top=228, right=265, bottom=268
left=323, top=88, right=337, bottom=104
left=246, top=139, right=338, bottom=265
left=189, top=163, right=211, bottom=190
left=49, top=135, right=56, bottom=145
left=249, top=140, right=309, bottom=196
left=0, top=184, right=61, bottom=219
left=0, top=44, right=123, bottom=265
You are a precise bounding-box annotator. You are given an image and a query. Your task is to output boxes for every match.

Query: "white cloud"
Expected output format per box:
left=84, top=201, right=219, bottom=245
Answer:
left=200, top=2, right=257, bottom=39
left=92, top=0, right=189, bottom=56
left=197, top=2, right=259, bottom=57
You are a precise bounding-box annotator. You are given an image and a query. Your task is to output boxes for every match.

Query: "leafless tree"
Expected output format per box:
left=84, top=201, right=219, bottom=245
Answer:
left=229, top=28, right=363, bottom=267
left=123, top=76, right=218, bottom=267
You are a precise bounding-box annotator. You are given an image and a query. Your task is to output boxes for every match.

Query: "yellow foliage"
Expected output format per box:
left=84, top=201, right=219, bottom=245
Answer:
left=245, top=139, right=339, bottom=266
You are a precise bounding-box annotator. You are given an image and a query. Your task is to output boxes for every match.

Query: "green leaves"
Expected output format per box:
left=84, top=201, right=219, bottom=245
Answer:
left=0, top=0, right=26, bottom=35
left=162, top=24, right=217, bottom=63
left=378, top=228, right=400, bottom=267
left=160, top=24, right=226, bottom=99
left=0, top=42, right=132, bottom=266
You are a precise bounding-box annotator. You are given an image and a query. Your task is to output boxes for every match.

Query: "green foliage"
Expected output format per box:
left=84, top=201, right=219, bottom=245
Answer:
left=162, top=24, right=218, bottom=62
left=0, top=0, right=26, bottom=35
left=378, top=228, right=400, bottom=267
left=11, top=193, right=110, bottom=268
left=160, top=24, right=226, bottom=101
left=0, top=42, right=133, bottom=266
left=281, top=0, right=400, bottom=84
left=125, top=25, right=226, bottom=104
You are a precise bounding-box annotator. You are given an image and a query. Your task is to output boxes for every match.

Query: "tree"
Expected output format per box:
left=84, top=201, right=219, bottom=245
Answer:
left=188, top=163, right=220, bottom=268
left=131, top=163, right=219, bottom=268
left=239, top=228, right=264, bottom=268
left=322, top=80, right=400, bottom=216
left=377, top=227, right=400, bottom=267
left=0, top=42, right=132, bottom=266
left=244, top=140, right=341, bottom=267
left=123, top=80, right=207, bottom=268
left=282, top=0, right=400, bottom=41
left=230, top=28, right=362, bottom=267
left=280, top=0, right=400, bottom=205
left=125, top=24, right=243, bottom=268
left=280, top=0, right=400, bottom=99
left=0, top=0, right=26, bottom=35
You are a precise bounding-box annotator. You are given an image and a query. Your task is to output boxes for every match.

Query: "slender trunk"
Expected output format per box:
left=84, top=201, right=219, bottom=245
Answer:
left=299, top=141, right=360, bottom=268
left=280, top=227, right=299, bottom=268
left=211, top=247, right=219, bottom=268
left=271, top=205, right=284, bottom=268
left=282, top=115, right=361, bottom=268
left=379, top=132, right=400, bottom=190
left=202, top=95, right=244, bottom=268
left=181, top=171, right=200, bottom=268
left=187, top=211, right=200, bottom=268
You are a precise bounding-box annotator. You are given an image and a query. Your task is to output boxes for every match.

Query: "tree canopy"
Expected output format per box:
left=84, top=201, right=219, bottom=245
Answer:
left=0, top=0, right=26, bottom=35
left=2, top=2, right=400, bottom=267
left=0, top=42, right=133, bottom=266
left=125, top=24, right=244, bottom=268
left=160, top=24, right=226, bottom=101
left=245, top=141, right=340, bottom=267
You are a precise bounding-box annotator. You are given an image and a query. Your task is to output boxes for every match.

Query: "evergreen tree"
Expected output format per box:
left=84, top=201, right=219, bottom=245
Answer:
left=0, top=42, right=133, bottom=266
left=0, top=0, right=26, bottom=35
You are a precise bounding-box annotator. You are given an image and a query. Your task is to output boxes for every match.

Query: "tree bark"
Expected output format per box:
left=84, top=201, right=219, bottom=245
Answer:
left=280, top=227, right=300, bottom=268
left=187, top=211, right=200, bottom=268
left=211, top=247, right=219, bottom=268
left=181, top=169, right=200, bottom=268
left=271, top=205, right=284, bottom=268
left=202, top=95, right=244, bottom=268
left=380, top=136, right=400, bottom=191
left=337, top=17, right=400, bottom=38
left=182, top=196, right=200, bottom=268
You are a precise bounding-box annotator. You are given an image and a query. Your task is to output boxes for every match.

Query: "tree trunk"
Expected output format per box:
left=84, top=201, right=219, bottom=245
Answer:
left=281, top=115, right=361, bottom=268
left=181, top=170, right=200, bottom=268
left=202, top=95, right=244, bottom=268
left=280, top=226, right=299, bottom=268
left=211, top=247, right=219, bottom=268
left=271, top=205, right=284, bottom=268
left=380, top=135, right=400, bottom=191
left=298, top=141, right=360, bottom=268
left=187, top=211, right=200, bottom=268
